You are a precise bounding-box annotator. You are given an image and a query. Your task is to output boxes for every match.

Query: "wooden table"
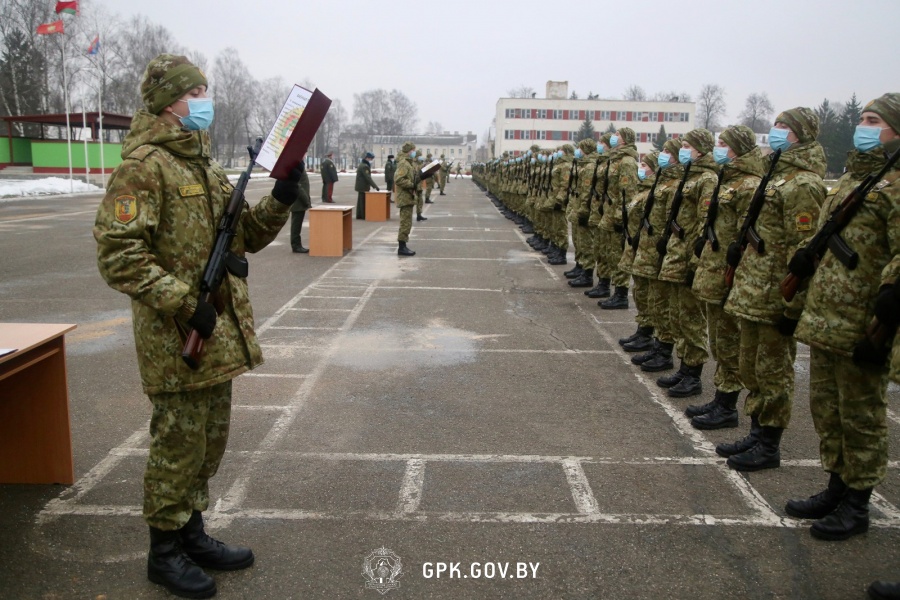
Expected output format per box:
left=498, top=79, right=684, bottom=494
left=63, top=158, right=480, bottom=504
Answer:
left=309, top=205, right=353, bottom=257
left=0, top=323, right=77, bottom=485
left=365, top=191, right=392, bottom=221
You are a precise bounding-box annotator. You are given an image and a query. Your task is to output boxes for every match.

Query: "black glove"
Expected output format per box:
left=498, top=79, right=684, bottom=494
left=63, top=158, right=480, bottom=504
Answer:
left=776, top=315, right=799, bottom=337
left=874, top=285, right=900, bottom=329
left=725, top=241, right=742, bottom=268
left=656, top=237, right=668, bottom=256
left=852, top=336, right=890, bottom=368
left=693, top=237, right=706, bottom=259
left=375, top=186, right=381, bottom=192
left=684, top=270, right=695, bottom=287
left=271, top=167, right=303, bottom=206
left=188, top=299, right=217, bottom=339
left=577, top=215, right=589, bottom=227
left=788, top=247, right=817, bottom=280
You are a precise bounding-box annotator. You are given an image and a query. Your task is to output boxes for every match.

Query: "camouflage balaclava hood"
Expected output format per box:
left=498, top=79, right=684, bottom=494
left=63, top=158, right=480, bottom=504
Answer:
left=578, top=138, right=597, bottom=155
left=401, top=141, right=416, bottom=154
left=683, top=128, right=714, bottom=155
left=599, top=133, right=613, bottom=149
left=663, top=138, right=682, bottom=158
left=617, top=127, right=636, bottom=146
left=719, top=125, right=758, bottom=157
left=141, top=54, right=208, bottom=115
left=864, top=93, right=900, bottom=135
left=776, top=107, right=819, bottom=143
left=561, top=144, right=575, bottom=155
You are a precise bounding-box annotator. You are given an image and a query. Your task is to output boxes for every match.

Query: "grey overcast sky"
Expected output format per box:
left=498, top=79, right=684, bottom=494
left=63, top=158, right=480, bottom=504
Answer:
left=105, top=0, right=899, bottom=143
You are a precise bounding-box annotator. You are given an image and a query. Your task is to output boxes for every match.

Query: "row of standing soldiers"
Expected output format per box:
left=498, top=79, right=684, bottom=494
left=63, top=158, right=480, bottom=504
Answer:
left=472, top=95, right=900, bottom=564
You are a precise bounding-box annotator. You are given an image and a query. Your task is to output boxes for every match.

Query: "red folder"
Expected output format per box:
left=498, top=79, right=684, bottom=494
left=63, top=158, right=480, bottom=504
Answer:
left=269, top=89, right=332, bottom=179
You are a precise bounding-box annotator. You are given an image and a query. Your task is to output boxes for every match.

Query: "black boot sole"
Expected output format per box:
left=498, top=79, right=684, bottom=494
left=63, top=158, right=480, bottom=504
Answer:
left=690, top=415, right=739, bottom=430
left=784, top=504, right=838, bottom=520
left=148, top=571, right=216, bottom=599
left=189, top=553, right=255, bottom=571
left=640, top=361, right=674, bottom=373
left=668, top=386, right=703, bottom=398
left=726, top=456, right=780, bottom=472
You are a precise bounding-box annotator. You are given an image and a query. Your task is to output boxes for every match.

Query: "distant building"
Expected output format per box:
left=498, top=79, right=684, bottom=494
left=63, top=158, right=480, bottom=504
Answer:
left=338, top=132, right=477, bottom=170
left=494, top=81, right=696, bottom=158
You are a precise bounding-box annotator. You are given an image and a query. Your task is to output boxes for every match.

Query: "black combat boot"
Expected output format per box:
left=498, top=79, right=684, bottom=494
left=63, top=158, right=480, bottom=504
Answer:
left=623, top=327, right=655, bottom=352
left=398, top=242, right=416, bottom=256
left=526, top=235, right=539, bottom=247
left=619, top=325, right=650, bottom=346
left=564, top=263, right=584, bottom=279
left=416, top=213, right=427, bottom=221
left=690, top=390, right=739, bottom=429
left=716, top=415, right=762, bottom=457
left=541, top=240, right=555, bottom=254
left=586, top=278, right=611, bottom=298
left=785, top=472, right=848, bottom=519
left=148, top=526, right=216, bottom=599
left=568, top=268, right=594, bottom=288
left=686, top=389, right=726, bottom=418
left=868, top=580, right=900, bottom=600
left=521, top=222, right=534, bottom=234
left=180, top=510, right=254, bottom=571
left=656, top=361, right=687, bottom=387
left=631, top=339, right=660, bottom=365
left=599, top=286, right=629, bottom=309
left=548, top=245, right=568, bottom=265
left=668, top=363, right=703, bottom=397
left=641, top=341, right=674, bottom=372
left=726, top=425, right=783, bottom=471
left=810, top=487, right=872, bottom=541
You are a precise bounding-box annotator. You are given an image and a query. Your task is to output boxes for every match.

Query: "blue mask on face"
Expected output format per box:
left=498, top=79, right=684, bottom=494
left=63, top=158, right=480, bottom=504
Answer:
left=637, top=167, right=647, bottom=181
left=418, top=156, right=425, bottom=162
left=609, top=135, right=619, bottom=148
left=530, top=158, right=536, bottom=164
left=596, top=143, right=604, bottom=154
left=768, top=127, right=792, bottom=152
left=853, top=125, right=885, bottom=152
left=574, top=149, right=583, bottom=159
left=678, top=148, right=693, bottom=165
left=177, top=98, right=214, bottom=130
left=713, top=146, right=732, bottom=165
left=658, top=152, right=672, bottom=169
left=409, top=150, right=416, bottom=158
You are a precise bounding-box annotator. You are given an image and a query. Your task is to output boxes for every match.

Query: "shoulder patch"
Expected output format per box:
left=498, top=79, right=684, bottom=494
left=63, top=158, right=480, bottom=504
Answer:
left=773, top=178, right=787, bottom=187
left=127, top=145, right=157, bottom=162
left=179, top=184, right=205, bottom=197
left=114, top=195, right=138, bottom=224
left=795, top=211, right=813, bottom=232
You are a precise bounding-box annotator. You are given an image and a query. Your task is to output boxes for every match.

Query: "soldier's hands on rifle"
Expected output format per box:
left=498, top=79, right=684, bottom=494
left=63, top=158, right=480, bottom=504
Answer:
left=725, top=241, right=742, bottom=268
left=874, top=284, right=900, bottom=329
left=776, top=314, right=799, bottom=337
left=271, top=166, right=304, bottom=206
left=693, top=237, right=705, bottom=259
left=787, top=247, right=818, bottom=279
left=187, top=298, right=217, bottom=340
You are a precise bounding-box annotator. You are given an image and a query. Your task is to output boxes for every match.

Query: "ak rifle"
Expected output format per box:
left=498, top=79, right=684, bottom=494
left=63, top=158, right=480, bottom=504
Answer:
left=633, top=167, right=663, bottom=250
left=656, top=161, right=692, bottom=269
left=699, top=168, right=726, bottom=255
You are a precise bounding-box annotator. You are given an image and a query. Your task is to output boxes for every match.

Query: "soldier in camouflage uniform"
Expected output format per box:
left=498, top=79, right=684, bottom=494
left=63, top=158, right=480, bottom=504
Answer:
left=584, top=134, right=613, bottom=297
left=618, top=151, right=659, bottom=349
left=631, top=139, right=685, bottom=369
left=93, top=54, right=298, bottom=599
left=439, top=154, right=450, bottom=195
left=686, top=126, right=764, bottom=429
left=568, top=138, right=603, bottom=288
left=720, top=107, right=827, bottom=472
left=595, top=128, right=639, bottom=309
left=415, top=151, right=428, bottom=221
left=424, top=153, right=436, bottom=203
left=786, top=94, right=900, bottom=543
left=395, top=141, right=420, bottom=255
left=654, top=129, right=718, bottom=397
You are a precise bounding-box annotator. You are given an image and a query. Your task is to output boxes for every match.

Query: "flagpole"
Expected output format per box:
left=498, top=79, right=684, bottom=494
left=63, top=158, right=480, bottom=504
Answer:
left=61, top=34, right=73, bottom=193
left=82, top=98, right=90, bottom=185
left=98, top=70, right=105, bottom=187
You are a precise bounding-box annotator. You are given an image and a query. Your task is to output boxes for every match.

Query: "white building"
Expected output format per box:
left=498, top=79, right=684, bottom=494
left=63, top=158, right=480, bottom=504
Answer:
left=340, top=132, right=477, bottom=169
left=494, top=81, right=696, bottom=158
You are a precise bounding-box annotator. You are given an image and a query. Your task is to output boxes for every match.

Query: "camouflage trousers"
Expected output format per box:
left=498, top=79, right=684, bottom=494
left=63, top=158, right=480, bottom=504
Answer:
left=439, top=176, right=446, bottom=193
left=551, top=210, right=569, bottom=250
left=632, top=276, right=650, bottom=327
left=739, top=319, right=796, bottom=428
left=416, top=189, right=424, bottom=215
left=590, top=226, right=608, bottom=279
left=571, top=223, right=594, bottom=269
left=705, top=303, right=742, bottom=393
left=673, top=286, right=708, bottom=367
left=425, top=185, right=433, bottom=202
left=647, top=279, right=677, bottom=344
left=398, top=205, right=413, bottom=242
left=145, top=380, right=232, bottom=530
left=597, top=228, right=629, bottom=287
left=810, top=347, right=888, bottom=489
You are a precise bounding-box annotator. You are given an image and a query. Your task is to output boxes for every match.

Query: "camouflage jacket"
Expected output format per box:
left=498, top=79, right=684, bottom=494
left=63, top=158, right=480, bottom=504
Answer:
left=598, top=146, right=640, bottom=233
left=618, top=175, right=654, bottom=275
left=393, top=155, right=418, bottom=207
left=725, top=142, right=827, bottom=324
left=692, top=149, right=765, bottom=304
left=631, top=165, right=682, bottom=280
left=93, top=110, right=290, bottom=394
left=795, top=149, right=900, bottom=355
left=569, top=153, right=602, bottom=224
left=658, top=154, right=719, bottom=284
left=552, top=155, right=574, bottom=208
left=587, top=154, right=610, bottom=228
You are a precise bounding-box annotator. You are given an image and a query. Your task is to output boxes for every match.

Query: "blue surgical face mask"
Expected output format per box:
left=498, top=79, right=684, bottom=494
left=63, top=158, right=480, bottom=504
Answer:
left=853, top=125, right=886, bottom=152
left=768, top=127, right=792, bottom=152
left=637, top=167, right=647, bottom=181
left=556, top=151, right=563, bottom=159
left=574, top=149, right=583, bottom=159
left=678, top=148, right=693, bottom=165
left=418, top=156, right=425, bottom=162
left=713, top=146, right=732, bottom=165
left=609, top=135, right=619, bottom=148
left=658, top=152, right=672, bottom=168
left=409, top=150, right=416, bottom=158
left=176, top=98, right=214, bottom=130
left=530, top=158, right=536, bottom=164
left=596, top=143, right=604, bottom=154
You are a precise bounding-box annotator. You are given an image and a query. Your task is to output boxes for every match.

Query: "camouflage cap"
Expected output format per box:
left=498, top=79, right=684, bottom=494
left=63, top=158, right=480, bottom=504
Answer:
left=641, top=151, right=660, bottom=171
left=599, top=132, right=613, bottom=147
left=561, top=143, right=575, bottom=154
left=426, top=153, right=432, bottom=159
left=719, top=125, right=758, bottom=157
left=863, top=93, right=900, bottom=135
left=401, top=141, right=415, bottom=153
left=578, top=137, right=597, bottom=154
left=617, top=127, right=636, bottom=146
left=663, top=138, right=681, bottom=157
left=775, top=107, right=819, bottom=143
left=140, top=54, right=208, bottom=115
left=530, top=144, right=540, bottom=153
left=682, top=128, right=714, bottom=155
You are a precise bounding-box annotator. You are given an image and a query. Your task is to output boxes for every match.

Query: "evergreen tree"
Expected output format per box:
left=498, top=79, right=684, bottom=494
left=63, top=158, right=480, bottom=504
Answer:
left=653, top=125, right=668, bottom=152
left=605, top=122, right=616, bottom=134
left=575, top=116, right=595, bottom=142
left=815, top=98, right=843, bottom=176
left=830, top=94, right=862, bottom=176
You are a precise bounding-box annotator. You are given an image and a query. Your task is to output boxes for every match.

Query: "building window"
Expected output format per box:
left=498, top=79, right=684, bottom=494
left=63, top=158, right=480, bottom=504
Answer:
left=599, top=110, right=610, bottom=120
left=538, top=131, right=546, bottom=140
left=553, top=109, right=563, bottom=119
left=680, top=112, right=689, bottom=122
left=523, top=130, right=531, bottom=140
left=504, top=130, right=512, bottom=139
left=551, top=131, right=562, bottom=140
left=573, top=111, right=582, bottom=120
left=514, top=109, right=521, bottom=118
left=505, top=108, right=513, bottom=119
left=537, top=109, right=547, bottom=119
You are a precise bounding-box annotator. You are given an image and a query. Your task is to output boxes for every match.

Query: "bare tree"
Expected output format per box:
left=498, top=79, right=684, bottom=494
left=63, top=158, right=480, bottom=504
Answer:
left=738, top=92, right=775, bottom=134
left=696, top=83, right=727, bottom=131
left=425, top=121, right=443, bottom=135
left=210, top=47, right=253, bottom=166
left=353, top=88, right=417, bottom=134
left=318, top=97, right=346, bottom=156
left=506, top=85, right=536, bottom=99
left=650, top=90, right=692, bottom=103
left=251, top=76, right=290, bottom=138
left=624, top=85, right=647, bottom=101
left=389, top=89, right=417, bottom=133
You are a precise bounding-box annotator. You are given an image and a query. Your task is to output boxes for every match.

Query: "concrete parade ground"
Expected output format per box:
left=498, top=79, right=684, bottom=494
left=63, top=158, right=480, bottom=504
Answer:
left=3, top=176, right=900, bottom=600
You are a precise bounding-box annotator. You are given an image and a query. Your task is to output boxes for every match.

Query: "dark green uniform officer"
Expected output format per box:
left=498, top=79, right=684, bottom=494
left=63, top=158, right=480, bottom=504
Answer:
left=355, top=151, right=380, bottom=219
left=290, top=158, right=312, bottom=253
